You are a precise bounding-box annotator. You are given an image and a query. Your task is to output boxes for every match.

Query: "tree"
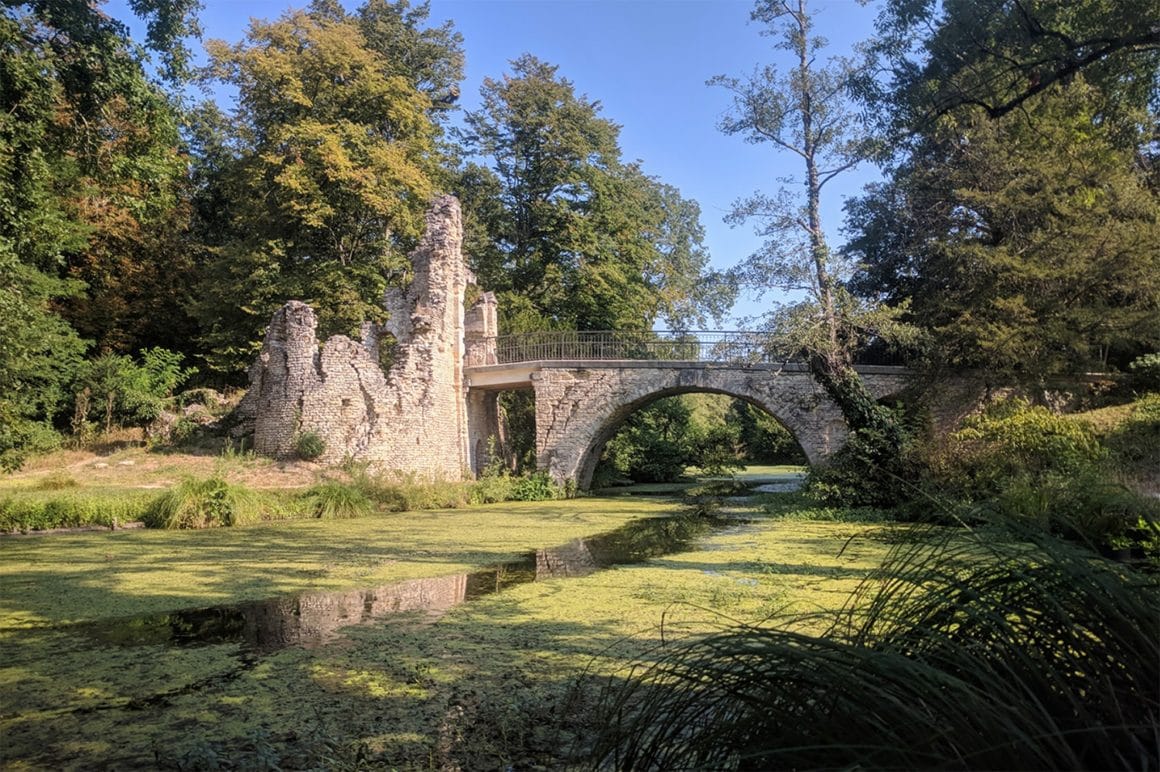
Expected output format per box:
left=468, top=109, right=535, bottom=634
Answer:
left=192, top=1, right=457, bottom=373
left=0, top=1, right=198, bottom=468
left=458, top=54, right=729, bottom=333
left=712, top=0, right=910, bottom=432
left=847, top=81, right=1160, bottom=378
left=861, top=0, right=1160, bottom=128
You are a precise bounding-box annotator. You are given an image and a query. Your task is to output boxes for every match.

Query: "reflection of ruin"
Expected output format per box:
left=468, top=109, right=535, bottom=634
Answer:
left=243, top=575, right=469, bottom=652
left=536, top=539, right=597, bottom=578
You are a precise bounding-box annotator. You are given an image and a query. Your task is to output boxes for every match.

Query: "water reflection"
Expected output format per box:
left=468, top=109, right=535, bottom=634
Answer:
left=78, top=513, right=728, bottom=654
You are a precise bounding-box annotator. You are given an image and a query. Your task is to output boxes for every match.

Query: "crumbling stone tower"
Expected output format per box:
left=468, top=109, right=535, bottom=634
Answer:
left=237, top=195, right=485, bottom=477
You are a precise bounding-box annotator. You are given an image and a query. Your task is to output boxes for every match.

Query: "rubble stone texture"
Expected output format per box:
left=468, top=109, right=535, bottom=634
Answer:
left=239, top=195, right=473, bottom=477
left=530, top=364, right=909, bottom=489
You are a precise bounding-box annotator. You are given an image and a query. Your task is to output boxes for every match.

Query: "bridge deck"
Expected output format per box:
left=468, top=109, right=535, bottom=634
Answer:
left=464, top=359, right=910, bottom=390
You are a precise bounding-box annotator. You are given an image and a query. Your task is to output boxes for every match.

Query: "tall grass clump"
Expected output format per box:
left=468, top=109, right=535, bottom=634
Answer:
left=143, top=476, right=264, bottom=529
left=590, top=522, right=1159, bottom=771
left=0, top=489, right=157, bottom=532
left=304, top=480, right=373, bottom=519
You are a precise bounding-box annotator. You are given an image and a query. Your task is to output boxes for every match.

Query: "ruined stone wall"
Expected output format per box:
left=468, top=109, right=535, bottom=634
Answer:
left=240, top=196, right=472, bottom=478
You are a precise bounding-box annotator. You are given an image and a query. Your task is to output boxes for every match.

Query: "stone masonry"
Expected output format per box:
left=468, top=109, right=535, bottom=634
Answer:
left=237, top=195, right=479, bottom=477
left=528, top=363, right=909, bottom=489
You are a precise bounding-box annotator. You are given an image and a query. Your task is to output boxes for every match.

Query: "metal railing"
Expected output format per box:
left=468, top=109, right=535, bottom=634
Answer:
left=481, top=330, right=788, bottom=366
left=463, top=330, right=908, bottom=367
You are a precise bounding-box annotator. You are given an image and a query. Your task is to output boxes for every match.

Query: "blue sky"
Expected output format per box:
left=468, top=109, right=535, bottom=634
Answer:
left=113, top=0, right=883, bottom=325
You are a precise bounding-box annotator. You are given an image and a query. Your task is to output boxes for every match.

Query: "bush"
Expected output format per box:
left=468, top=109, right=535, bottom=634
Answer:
left=468, top=472, right=516, bottom=505
left=946, top=398, right=1106, bottom=492
left=807, top=420, right=921, bottom=508
left=509, top=471, right=561, bottom=501
left=295, top=431, right=326, bottom=461
left=1103, top=392, right=1160, bottom=472
left=143, top=476, right=264, bottom=529
left=1128, top=352, right=1160, bottom=392
left=304, top=480, right=373, bottom=519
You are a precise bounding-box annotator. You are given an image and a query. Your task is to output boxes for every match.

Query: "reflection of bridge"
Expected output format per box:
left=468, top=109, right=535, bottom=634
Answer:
left=463, top=330, right=910, bottom=490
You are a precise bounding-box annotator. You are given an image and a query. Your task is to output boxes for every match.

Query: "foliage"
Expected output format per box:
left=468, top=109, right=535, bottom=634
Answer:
left=76, top=348, right=196, bottom=434
left=860, top=0, right=1160, bottom=127
left=0, top=250, right=86, bottom=472
left=509, top=471, right=562, bottom=502
left=143, top=476, right=265, bottom=528
left=920, top=397, right=1159, bottom=552
left=807, top=416, right=922, bottom=508
left=1, top=2, right=199, bottom=357
left=192, top=2, right=457, bottom=371
left=591, top=521, right=1160, bottom=770
left=728, top=400, right=805, bottom=464
left=601, top=398, right=696, bottom=484
left=847, top=82, right=1160, bottom=379
left=457, top=54, right=730, bottom=333
left=944, top=399, right=1106, bottom=495
left=0, top=488, right=158, bottom=532
left=1092, top=392, right=1160, bottom=493
left=1128, top=353, right=1160, bottom=392
left=295, top=430, right=327, bottom=462
left=305, top=480, right=374, bottom=519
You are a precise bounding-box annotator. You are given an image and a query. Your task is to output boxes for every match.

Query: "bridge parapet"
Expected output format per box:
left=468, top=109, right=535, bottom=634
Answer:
left=468, top=330, right=905, bottom=367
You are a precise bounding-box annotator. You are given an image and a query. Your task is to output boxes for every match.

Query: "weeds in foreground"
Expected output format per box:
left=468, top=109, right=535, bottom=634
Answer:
left=590, top=521, right=1160, bottom=770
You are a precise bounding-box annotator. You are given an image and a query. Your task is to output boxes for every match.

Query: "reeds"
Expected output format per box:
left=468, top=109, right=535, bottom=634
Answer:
left=590, top=521, right=1160, bottom=770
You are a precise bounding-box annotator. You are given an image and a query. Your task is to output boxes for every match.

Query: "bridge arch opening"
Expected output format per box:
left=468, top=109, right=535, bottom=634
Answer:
left=579, top=388, right=809, bottom=490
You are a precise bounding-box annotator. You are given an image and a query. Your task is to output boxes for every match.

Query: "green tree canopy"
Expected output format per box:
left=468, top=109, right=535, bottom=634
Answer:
left=1, top=0, right=198, bottom=468
left=192, top=1, right=458, bottom=372
left=847, top=81, right=1160, bottom=378
left=860, top=0, right=1160, bottom=129
left=457, top=54, right=730, bottom=333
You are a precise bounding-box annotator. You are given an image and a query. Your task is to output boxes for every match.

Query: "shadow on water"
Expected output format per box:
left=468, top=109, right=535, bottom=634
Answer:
left=75, top=513, right=744, bottom=655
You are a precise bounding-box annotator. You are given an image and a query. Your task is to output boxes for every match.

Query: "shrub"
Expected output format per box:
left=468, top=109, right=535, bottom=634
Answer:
left=947, top=398, right=1106, bottom=491
left=1103, top=392, right=1160, bottom=472
left=304, top=480, right=373, bottom=519
left=807, top=421, right=921, bottom=508
left=510, top=471, right=561, bottom=501
left=1128, top=352, right=1160, bottom=392
left=35, top=471, right=79, bottom=490
left=468, top=472, right=515, bottom=504
left=295, top=431, right=326, bottom=461
left=143, top=476, right=263, bottom=529
left=591, top=522, right=1160, bottom=770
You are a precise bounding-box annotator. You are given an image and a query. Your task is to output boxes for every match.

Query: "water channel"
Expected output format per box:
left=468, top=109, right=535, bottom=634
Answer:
left=74, top=511, right=748, bottom=655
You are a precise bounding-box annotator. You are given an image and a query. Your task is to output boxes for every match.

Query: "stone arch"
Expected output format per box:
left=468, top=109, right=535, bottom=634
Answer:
left=572, top=386, right=814, bottom=490
left=532, top=365, right=852, bottom=490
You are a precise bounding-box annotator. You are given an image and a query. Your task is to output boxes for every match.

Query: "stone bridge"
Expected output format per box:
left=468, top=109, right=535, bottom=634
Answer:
left=465, top=357, right=909, bottom=490
left=238, top=196, right=913, bottom=490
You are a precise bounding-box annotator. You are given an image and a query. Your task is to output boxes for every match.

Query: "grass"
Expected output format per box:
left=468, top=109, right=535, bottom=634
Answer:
left=0, top=487, right=159, bottom=532
left=590, top=519, right=1160, bottom=770
left=0, top=492, right=893, bottom=769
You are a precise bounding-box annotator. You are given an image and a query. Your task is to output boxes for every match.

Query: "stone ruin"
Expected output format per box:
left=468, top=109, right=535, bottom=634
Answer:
left=235, top=195, right=495, bottom=478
